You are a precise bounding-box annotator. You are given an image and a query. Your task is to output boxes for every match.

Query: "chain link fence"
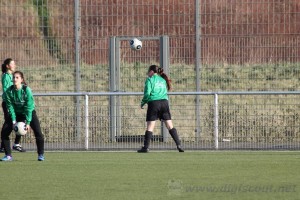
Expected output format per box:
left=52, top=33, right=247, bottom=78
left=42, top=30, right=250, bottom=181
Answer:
left=0, top=0, right=299, bottom=150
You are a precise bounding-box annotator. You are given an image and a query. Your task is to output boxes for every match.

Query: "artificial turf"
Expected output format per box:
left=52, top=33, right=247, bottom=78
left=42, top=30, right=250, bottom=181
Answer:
left=0, top=151, right=299, bottom=200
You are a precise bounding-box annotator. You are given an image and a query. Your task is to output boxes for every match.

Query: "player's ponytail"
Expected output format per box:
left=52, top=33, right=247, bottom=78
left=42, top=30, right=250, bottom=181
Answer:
left=148, top=64, right=172, bottom=91
left=158, top=67, right=172, bottom=91
left=2, top=58, right=13, bottom=73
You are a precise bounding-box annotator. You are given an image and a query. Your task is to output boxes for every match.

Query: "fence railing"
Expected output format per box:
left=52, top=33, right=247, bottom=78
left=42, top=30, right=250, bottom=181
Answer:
left=10, top=91, right=298, bottom=151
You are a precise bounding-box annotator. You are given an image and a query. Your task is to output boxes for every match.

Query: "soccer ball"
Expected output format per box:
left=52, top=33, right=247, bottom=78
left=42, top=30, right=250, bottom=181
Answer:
left=14, top=122, right=27, bottom=136
left=129, top=38, right=142, bottom=50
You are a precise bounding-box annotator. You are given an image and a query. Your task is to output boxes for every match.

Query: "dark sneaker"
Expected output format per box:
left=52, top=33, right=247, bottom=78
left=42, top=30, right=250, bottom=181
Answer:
left=13, top=144, right=26, bottom=152
left=177, top=145, right=184, bottom=152
left=137, top=147, right=149, bottom=153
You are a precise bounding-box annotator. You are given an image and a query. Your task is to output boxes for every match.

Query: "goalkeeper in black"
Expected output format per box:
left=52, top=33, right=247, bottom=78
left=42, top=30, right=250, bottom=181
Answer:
left=0, top=71, right=45, bottom=161
left=137, top=65, right=184, bottom=153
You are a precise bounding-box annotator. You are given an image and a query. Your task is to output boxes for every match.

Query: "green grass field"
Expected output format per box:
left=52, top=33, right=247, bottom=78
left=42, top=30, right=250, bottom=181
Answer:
left=0, top=151, right=299, bottom=200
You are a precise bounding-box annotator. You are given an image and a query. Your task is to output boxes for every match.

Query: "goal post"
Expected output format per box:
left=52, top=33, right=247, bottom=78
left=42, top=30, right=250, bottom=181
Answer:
left=109, top=36, right=170, bottom=142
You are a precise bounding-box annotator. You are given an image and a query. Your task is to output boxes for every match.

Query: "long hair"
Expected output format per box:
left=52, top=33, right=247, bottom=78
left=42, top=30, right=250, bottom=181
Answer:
left=13, top=71, right=27, bottom=85
left=148, top=65, right=172, bottom=91
left=1, top=58, right=13, bottom=73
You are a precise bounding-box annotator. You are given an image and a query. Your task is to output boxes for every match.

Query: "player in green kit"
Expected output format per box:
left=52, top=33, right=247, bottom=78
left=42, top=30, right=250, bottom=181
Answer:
left=0, top=58, right=25, bottom=152
left=138, top=65, right=184, bottom=153
left=0, top=71, right=44, bottom=161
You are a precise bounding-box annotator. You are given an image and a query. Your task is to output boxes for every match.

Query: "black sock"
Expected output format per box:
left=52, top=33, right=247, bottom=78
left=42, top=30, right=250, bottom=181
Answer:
left=169, top=128, right=181, bottom=146
left=143, top=131, right=153, bottom=149
left=14, top=135, right=21, bottom=145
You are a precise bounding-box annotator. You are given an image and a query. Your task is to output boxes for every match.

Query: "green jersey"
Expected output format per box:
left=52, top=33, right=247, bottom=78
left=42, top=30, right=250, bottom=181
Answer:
left=1, top=73, right=13, bottom=100
left=141, top=74, right=168, bottom=107
left=5, top=84, right=35, bottom=125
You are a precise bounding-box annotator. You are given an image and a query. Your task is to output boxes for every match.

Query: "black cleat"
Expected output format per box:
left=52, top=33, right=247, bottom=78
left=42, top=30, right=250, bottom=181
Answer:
left=13, top=144, right=26, bottom=152
left=177, top=145, right=184, bottom=152
left=137, top=147, right=149, bottom=153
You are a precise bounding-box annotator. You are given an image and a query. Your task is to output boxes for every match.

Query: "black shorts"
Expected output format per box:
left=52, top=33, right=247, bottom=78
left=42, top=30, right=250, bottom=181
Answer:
left=146, top=99, right=171, bottom=121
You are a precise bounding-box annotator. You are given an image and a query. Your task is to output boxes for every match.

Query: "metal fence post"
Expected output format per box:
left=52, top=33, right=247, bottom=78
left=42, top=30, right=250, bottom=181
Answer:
left=214, top=93, right=219, bottom=150
left=109, top=37, right=117, bottom=142
left=160, top=35, right=170, bottom=142
left=195, top=0, right=201, bottom=140
left=84, top=94, right=89, bottom=150
left=75, top=0, right=81, bottom=142
left=115, top=37, right=121, bottom=140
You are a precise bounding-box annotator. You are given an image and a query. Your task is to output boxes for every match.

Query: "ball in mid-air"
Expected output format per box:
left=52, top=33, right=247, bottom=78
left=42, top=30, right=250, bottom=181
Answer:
left=129, top=38, right=142, bottom=50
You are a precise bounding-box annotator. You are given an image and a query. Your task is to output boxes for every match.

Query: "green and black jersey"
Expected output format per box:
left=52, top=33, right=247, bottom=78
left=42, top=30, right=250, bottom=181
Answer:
left=141, top=74, right=168, bottom=107
left=1, top=72, right=13, bottom=101
left=4, top=84, right=35, bottom=125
